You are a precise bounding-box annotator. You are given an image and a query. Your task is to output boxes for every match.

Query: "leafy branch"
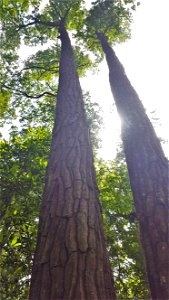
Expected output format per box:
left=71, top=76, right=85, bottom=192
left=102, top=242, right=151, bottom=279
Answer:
left=2, top=85, right=56, bottom=99
left=17, top=17, right=59, bottom=31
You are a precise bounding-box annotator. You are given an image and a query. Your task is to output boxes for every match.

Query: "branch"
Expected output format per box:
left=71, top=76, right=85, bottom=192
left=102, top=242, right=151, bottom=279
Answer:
left=17, top=20, right=38, bottom=31
left=3, top=85, right=56, bottom=99
left=22, top=65, right=59, bottom=73
left=117, top=258, right=128, bottom=298
left=103, top=20, right=115, bottom=34
left=63, top=5, right=73, bottom=20
left=38, top=20, right=59, bottom=28
left=17, top=18, right=58, bottom=31
left=17, top=90, right=56, bottom=99
left=110, top=211, right=137, bottom=222
left=46, top=82, right=57, bottom=92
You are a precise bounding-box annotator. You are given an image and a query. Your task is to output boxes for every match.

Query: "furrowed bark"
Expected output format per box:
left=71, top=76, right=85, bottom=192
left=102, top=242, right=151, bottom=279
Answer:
left=29, top=26, right=116, bottom=300
left=97, top=33, right=169, bottom=300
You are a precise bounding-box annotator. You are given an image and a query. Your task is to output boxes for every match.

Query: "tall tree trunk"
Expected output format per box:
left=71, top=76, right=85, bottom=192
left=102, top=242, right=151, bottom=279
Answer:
left=29, top=25, right=116, bottom=300
left=97, top=33, right=169, bottom=300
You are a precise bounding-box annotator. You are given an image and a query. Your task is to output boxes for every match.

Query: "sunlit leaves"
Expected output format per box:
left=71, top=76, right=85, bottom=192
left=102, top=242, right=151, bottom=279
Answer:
left=48, top=0, right=85, bottom=27
left=0, top=89, right=11, bottom=117
left=66, top=0, right=86, bottom=31
left=1, top=39, right=95, bottom=128
left=23, top=46, right=60, bottom=81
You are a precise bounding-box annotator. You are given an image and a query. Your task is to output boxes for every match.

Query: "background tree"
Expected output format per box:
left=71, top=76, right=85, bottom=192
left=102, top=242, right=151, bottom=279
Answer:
left=96, top=151, right=150, bottom=299
left=0, top=127, right=51, bottom=299
left=81, top=1, right=169, bottom=298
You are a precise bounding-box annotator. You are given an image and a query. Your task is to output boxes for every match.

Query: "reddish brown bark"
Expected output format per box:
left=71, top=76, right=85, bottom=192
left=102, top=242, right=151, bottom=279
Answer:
left=29, top=25, right=116, bottom=299
left=97, top=33, right=169, bottom=300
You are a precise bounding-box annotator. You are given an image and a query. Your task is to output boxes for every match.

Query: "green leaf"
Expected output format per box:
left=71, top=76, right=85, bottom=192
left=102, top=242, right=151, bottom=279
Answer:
left=11, top=235, right=18, bottom=246
left=13, top=242, right=22, bottom=247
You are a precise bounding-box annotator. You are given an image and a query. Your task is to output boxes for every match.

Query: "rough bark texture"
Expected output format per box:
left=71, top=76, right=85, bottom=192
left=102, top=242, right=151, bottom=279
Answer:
left=98, top=33, right=169, bottom=300
left=29, top=26, right=116, bottom=300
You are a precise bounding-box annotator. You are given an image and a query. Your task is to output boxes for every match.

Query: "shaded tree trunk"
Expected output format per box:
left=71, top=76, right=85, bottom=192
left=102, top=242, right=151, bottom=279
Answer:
left=97, top=33, right=169, bottom=300
left=29, top=25, right=116, bottom=300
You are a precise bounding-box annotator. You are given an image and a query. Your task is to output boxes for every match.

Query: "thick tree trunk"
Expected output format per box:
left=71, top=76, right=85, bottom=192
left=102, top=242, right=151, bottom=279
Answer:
left=97, top=33, right=169, bottom=300
left=29, top=26, right=116, bottom=300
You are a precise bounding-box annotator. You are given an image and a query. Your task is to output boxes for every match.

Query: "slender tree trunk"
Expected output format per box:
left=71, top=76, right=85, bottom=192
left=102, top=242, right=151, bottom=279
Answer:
left=29, top=25, right=116, bottom=300
left=97, top=33, right=169, bottom=300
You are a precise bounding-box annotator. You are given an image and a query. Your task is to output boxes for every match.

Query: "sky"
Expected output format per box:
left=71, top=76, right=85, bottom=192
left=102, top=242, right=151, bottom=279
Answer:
left=81, top=0, right=169, bottom=160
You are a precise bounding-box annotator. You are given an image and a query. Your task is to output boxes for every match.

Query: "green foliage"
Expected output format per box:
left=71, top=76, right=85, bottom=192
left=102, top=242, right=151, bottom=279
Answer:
left=96, top=150, right=150, bottom=299
left=0, top=0, right=41, bottom=51
left=0, top=89, right=11, bottom=117
left=0, top=0, right=93, bottom=118
left=0, top=0, right=86, bottom=51
left=88, top=0, right=131, bottom=36
left=0, top=51, right=19, bottom=116
left=0, top=43, right=94, bottom=128
left=76, top=0, right=139, bottom=55
left=48, top=0, right=86, bottom=31
left=0, top=5, right=95, bottom=121
left=84, top=92, right=102, bottom=152
left=0, top=127, right=51, bottom=299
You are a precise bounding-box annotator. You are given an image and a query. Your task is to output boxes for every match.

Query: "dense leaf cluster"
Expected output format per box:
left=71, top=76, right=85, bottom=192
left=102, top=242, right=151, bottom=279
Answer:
left=0, top=127, right=50, bottom=299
